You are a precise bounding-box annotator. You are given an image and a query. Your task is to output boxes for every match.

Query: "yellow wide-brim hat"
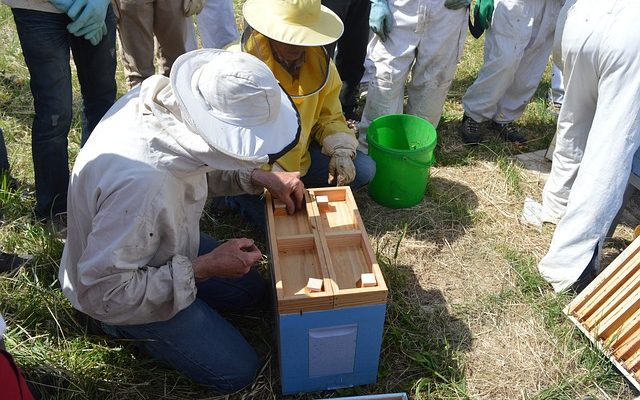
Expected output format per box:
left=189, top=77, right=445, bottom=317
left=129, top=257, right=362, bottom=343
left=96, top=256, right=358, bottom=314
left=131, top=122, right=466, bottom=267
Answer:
left=243, top=0, right=344, bottom=47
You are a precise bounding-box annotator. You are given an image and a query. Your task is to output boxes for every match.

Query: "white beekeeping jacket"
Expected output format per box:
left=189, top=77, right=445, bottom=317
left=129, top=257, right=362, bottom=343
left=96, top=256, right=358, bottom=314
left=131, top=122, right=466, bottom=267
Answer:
left=59, top=76, right=266, bottom=325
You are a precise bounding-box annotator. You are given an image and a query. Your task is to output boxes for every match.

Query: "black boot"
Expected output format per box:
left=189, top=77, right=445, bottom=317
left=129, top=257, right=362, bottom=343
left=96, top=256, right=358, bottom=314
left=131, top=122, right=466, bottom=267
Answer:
left=491, top=121, right=527, bottom=144
left=569, top=246, right=599, bottom=294
left=459, top=114, right=482, bottom=144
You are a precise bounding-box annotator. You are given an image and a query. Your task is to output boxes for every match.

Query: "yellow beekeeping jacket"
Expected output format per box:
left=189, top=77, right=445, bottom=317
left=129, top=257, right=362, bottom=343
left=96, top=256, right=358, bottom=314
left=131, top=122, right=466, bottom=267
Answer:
left=242, top=30, right=353, bottom=175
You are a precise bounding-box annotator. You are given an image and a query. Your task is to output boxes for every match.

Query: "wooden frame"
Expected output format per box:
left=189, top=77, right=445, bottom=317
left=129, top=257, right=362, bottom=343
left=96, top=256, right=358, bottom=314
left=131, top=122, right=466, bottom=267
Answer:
left=266, top=187, right=388, bottom=314
left=565, top=236, right=640, bottom=390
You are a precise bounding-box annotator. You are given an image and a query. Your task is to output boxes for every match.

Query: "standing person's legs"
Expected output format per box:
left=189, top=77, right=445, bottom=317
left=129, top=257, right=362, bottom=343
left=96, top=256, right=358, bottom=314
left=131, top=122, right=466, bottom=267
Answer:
left=359, top=23, right=418, bottom=152
left=540, top=69, right=595, bottom=224
left=117, top=0, right=155, bottom=89
left=12, top=9, right=73, bottom=219
left=461, top=0, right=528, bottom=122
left=154, top=0, right=187, bottom=77
left=320, top=0, right=347, bottom=58
left=540, top=0, right=595, bottom=225
left=71, top=5, right=118, bottom=145
left=323, top=0, right=371, bottom=120
left=407, top=4, right=467, bottom=128
left=494, top=0, right=559, bottom=123
left=196, top=0, right=239, bottom=49
left=538, top=1, right=640, bottom=292
left=550, top=63, right=564, bottom=105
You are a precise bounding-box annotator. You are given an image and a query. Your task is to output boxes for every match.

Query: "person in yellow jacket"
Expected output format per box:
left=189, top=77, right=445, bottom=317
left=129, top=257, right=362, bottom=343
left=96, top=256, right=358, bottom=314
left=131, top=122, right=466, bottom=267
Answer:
left=225, top=0, right=375, bottom=225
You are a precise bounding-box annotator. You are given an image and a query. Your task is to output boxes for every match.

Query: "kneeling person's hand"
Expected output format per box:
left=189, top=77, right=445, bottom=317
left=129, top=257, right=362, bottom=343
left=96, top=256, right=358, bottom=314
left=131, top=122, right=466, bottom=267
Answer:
left=328, top=149, right=355, bottom=186
left=251, top=169, right=305, bottom=215
left=192, top=238, right=262, bottom=281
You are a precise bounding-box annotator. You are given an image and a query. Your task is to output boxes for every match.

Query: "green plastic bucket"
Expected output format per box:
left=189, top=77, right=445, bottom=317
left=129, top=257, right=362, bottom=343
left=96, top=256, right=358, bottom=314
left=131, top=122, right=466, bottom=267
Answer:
left=367, top=114, right=437, bottom=208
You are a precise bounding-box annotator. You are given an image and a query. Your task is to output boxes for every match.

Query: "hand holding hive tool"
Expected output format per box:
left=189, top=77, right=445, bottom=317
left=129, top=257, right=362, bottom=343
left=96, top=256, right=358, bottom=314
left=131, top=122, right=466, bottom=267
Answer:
left=192, top=238, right=262, bottom=280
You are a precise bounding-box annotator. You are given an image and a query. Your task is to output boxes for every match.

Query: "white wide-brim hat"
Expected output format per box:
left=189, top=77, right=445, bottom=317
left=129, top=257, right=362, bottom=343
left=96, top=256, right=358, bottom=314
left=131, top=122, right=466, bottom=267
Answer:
left=243, top=0, right=344, bottom=47
left=171, top=49, right=300, bottom=164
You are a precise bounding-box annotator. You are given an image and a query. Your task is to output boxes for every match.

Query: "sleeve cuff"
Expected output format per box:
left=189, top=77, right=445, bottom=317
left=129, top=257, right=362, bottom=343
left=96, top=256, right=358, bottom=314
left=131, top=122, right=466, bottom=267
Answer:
left=321, top=132, right=358, bottom=157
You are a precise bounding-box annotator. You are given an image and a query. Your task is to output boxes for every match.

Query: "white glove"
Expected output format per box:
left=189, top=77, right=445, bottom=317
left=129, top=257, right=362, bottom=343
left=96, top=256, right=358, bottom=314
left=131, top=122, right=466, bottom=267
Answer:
left=328, top=148, right=356, bottom=186
left=321, top=132, right=358, bottom=186
left=183, top=0, right=205, bottom=17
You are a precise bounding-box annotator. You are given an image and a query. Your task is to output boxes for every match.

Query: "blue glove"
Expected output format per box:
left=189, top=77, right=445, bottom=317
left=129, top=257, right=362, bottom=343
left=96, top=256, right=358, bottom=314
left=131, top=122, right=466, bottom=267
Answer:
left=84, top=21, right=107, bottom=46
left=444, top=0, right=470, bottom=10
left=49, top=0, right=109, bottom=44
left=66, top=0, right=110, bottom=37
left=369, top=0, right=392, bottom=42
left=48, top=0, right=91, bottom=19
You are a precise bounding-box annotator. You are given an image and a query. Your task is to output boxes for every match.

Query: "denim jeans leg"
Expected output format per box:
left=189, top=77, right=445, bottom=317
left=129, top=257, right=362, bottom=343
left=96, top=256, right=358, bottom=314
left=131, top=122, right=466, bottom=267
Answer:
left=101, top=299, right=260, bottom=393
left=198, top=233, right=219, bottom=255
left=70, top=5, right=117, bottom=144
left=12, top=9, right=73, bottom=218
left=225, top=194, right=267, bottom=230
left=196, top=267, right=267, bottom=311
left=302, top=141, right=376, bottom=190
left=99, top=233, right=266, bottom=392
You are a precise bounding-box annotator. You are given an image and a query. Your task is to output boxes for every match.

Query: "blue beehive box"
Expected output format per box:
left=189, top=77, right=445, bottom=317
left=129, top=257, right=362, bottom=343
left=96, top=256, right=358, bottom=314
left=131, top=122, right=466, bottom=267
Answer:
left=266, top=187, right=388, bottom=395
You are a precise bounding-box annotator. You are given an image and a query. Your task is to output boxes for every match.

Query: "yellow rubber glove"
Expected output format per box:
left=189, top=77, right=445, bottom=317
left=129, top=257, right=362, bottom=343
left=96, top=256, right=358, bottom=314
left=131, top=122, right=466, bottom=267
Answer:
left=328, top=148, right=356, bottom=186
left=183, top=0, right=205, bottom=17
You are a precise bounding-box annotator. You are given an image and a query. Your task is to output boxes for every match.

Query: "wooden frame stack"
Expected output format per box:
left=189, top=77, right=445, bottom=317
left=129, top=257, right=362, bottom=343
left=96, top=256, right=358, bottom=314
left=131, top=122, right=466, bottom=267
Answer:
left=565, top=236, right=640, bottom=391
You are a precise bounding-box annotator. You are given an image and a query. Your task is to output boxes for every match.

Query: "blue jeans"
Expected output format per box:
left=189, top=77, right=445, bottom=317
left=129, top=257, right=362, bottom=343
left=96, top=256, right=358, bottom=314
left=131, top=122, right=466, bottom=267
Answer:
left=12, top=8, right=117, bottom=219
left=227, top=141, right=376, bottom=227
left=101, top=234, right=267, bottom=393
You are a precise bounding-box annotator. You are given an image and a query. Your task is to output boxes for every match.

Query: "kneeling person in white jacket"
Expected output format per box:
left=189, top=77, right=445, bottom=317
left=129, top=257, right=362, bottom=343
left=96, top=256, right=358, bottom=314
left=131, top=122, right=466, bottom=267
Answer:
left=58, top=49, right=304, bottom=393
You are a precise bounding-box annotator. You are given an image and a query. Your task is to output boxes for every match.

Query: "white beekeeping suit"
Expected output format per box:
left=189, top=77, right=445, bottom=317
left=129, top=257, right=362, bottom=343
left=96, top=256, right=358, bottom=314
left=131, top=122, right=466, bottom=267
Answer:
left=462, top=0, right=562, bottom=124
left=538, top=0, right=640, bottom=292
left=185, top=0, right=238, bottom=50
left=358, top=0, right=468, bottom=152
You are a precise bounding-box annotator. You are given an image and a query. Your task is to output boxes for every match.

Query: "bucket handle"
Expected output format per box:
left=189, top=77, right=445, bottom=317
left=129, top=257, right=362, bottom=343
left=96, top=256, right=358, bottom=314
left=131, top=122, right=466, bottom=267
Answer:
left=402, top=155, right=435, bottom=169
